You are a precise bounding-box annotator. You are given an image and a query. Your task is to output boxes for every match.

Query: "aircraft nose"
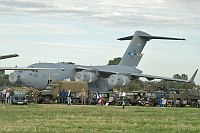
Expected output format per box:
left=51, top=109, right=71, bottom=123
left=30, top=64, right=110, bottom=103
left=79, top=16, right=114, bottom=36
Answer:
left=9, top=72, right=21, bottom=83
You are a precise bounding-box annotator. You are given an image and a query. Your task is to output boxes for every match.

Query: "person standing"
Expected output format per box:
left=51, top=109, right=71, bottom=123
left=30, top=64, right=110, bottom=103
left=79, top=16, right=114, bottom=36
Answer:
left=96, top=91, right=103, bottom=105
left=2, top=89, right=6, bottom=103
left=81, top=88, right=87, bottom=105
left=60, top=89, right=66, bottom=104
left=162, top=97, right=167, bottom=107
left=122, top=91, right=126, bottom=97
left=160, top=97, right=164, bottom=107
left=67, top=89, right=72, bottom=105
left=6, top=91, right=10, bottom=104
left=96, top=91, right=100, bottom=105
left=122, top=97, right=125, bottom=109
left=121, top=91, right=126, bottom=109
left=0, top=91, right=5, bottom=104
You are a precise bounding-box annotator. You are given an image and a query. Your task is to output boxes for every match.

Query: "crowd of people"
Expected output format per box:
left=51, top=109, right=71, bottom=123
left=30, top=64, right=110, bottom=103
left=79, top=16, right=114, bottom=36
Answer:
left=2, top=87, right=199, bottom=108
left=59, top=89, right=72, bottom=105
left=0, top=88, right=12, bottom=104
left=59, top=89, right=107, bottom=106
left=59, top=88, right=88, bottom=105
left=88, top=91, right=106, bottom=105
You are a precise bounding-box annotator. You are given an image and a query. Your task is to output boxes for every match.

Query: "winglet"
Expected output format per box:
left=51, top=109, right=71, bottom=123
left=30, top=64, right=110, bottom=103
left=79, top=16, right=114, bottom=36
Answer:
left=189, top=69, right=198, bottom=83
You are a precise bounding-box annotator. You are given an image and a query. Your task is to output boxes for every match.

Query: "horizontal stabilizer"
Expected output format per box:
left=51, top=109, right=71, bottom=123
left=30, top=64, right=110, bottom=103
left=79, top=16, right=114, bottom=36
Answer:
left=117, top=35, right=185, bottom=41
left=140, top=35, right=186, bottom=40
left=117, top=36, right=133, bottom=41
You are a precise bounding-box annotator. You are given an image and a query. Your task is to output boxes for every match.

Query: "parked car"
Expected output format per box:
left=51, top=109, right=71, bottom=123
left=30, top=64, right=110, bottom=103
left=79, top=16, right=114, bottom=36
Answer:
left=11, top=92, right=28, bottom=105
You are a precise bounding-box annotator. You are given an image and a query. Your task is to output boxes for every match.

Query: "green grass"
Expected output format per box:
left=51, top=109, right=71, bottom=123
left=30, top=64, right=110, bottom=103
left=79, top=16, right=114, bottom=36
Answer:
left=0, top=104, right=200, bottom=133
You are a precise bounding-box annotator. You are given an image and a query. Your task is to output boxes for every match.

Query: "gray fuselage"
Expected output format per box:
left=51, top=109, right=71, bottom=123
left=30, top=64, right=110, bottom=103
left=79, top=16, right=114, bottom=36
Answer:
left=17, top=62, right=142, bottom=89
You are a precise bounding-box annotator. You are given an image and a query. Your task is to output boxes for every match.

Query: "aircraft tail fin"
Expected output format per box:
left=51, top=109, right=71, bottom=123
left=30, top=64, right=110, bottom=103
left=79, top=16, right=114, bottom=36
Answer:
left=189, top=69, right=198, bottom=83
left=118, top=30, right=185, bottom=67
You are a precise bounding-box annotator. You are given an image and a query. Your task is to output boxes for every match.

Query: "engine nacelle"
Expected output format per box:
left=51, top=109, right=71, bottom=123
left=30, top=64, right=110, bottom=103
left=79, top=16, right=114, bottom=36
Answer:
left=75, top=71, right=97, bottom=83
left=108, top=74, right=131, bottom=87
left=9, top=72, right=20, bottom=83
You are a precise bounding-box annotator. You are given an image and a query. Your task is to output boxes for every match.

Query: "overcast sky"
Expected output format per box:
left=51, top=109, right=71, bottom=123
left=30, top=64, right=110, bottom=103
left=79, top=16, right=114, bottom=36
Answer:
left=0, top=0, right=200, bottom=84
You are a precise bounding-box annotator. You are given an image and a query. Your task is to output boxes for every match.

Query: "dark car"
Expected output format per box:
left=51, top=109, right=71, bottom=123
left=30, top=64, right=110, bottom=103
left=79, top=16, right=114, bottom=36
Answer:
left=11, top=92, right=28, bottom=105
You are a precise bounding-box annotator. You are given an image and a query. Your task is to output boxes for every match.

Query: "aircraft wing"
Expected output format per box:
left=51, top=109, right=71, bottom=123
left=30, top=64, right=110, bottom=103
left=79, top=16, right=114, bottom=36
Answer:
left=75, top=66, right=198, bottom=83
left=75, top=66, right=116, bottom=74
left=0, top=67, right=64, bottom=70
left=75, top=66, right=92, bottom=71
left=130, top=69, right=198, bottom=83
left=130, top=73, right=187, bottom=82
left=75, top=66, right=117, bottom=77
left=0, top=54, right=19, bottom=60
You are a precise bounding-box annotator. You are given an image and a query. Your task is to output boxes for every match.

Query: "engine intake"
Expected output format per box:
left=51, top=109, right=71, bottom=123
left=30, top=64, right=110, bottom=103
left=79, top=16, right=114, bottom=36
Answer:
left=75, top=71, right=97, bottom=83
left=108, top=74, right=131, bottom=87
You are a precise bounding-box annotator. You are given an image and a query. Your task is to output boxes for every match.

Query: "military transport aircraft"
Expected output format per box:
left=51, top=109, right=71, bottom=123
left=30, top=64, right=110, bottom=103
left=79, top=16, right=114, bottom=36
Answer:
left=0, top=54, right=19, bottom=60
left=0, top=31, right=198, bottom=92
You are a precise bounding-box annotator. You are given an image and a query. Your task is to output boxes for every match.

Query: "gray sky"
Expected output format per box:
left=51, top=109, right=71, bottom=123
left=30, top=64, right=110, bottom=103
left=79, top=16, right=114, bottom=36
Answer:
left=0, top=0, right=200, bottom=84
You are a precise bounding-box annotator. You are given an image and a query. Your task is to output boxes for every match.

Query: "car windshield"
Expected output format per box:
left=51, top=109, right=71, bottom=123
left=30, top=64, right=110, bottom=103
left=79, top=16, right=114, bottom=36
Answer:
left=147, top=93, right=156, bottom=97
left=14, top=92, right=26, bottom=97
left=14, top=92, right=26, bottom=95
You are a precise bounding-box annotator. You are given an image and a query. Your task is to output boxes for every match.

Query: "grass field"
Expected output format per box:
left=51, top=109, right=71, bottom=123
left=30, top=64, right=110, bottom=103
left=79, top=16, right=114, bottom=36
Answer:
left=0, top=104, right=200, bottom=133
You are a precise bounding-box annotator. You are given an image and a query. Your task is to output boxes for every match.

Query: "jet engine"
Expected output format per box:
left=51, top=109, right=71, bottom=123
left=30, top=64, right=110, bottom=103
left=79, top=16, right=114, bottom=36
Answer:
left=9, top=72, right=20, bottom=83
left=108, top=74, right=131, bottom=87
left=75, top=71, right=97, bottom=83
